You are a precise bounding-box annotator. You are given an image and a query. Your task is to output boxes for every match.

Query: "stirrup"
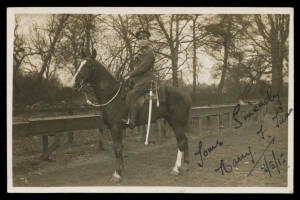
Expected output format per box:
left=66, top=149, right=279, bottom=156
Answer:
left=121, top=118, right=130, bottom=124
left=121, top=118, right=130, bottom=128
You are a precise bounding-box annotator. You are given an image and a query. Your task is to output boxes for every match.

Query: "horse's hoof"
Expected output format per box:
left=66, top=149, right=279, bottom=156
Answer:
left=181, top=163, right=189, bottom=171
left=110, top=176, right=121, bottom=183
left=170, top=169, right=180, bottom=176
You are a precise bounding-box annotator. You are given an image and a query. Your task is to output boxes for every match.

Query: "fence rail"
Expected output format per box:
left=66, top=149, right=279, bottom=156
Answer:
left=13, top=114, right=103, bottom=138
left=190, top=103, right=265, bottom=134
left=12, top=102, right=266, bottom=164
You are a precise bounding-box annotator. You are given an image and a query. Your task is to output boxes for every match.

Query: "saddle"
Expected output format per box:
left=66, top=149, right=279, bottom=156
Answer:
left=142, top=82, right=167, bottom=107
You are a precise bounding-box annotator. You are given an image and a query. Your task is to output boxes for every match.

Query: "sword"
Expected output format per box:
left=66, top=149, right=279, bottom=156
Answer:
left=145, top=81, right=153, bottom=145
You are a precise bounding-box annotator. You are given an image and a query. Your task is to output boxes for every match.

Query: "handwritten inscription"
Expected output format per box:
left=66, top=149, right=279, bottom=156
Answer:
left=233, top=86, right=282, bottom=129
left=272, top=108, right=294, bottom=128
left=197, top=86, right=290, bottom=178
left=260, top=150, right=286, bottom=177
left=256, top=124, right=266, bottom=140
left=195, top=139, right=223, bottom=167
left=247, top=137, right=275, bottom=176
left=215, top=136, right=286, bottom=177
left=215, top=146, right=255, bottom=175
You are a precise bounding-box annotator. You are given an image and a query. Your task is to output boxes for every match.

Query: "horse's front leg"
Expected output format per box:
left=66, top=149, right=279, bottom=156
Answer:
left=110, top=124, right=124, bottom=183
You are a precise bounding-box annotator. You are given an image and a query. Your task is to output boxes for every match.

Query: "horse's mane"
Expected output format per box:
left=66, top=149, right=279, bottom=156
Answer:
left=92, top=59, right=119, bottom=83
left=91, top=59, right=130, bottom=99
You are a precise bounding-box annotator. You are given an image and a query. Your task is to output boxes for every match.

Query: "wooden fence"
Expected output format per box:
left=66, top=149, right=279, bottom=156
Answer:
left=190, top=103, right=266, bottom=136
left=12, top=102, right=266, bottom=165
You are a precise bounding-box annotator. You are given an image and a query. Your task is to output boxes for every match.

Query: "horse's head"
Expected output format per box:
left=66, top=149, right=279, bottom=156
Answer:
left=67, top=49, right=97, bottom=91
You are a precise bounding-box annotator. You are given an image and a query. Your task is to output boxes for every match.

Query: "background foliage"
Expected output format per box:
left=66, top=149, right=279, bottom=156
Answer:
left=13, top=14, right=290, bottom=107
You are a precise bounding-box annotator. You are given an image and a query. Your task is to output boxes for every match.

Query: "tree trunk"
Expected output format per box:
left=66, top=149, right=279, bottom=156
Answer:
left=217, top=39, right=229, bottom=98
left=271, top=40, right=283, bottom=95
left=192, top=16, right=197, bottom=99
left=172, top=59, right=179, bottom=87
left=13, top=60, right=21, bottom=99
left=217, top=17, right=232, bottom=99
left=118, top=15, right=134, bottom=71
left=172, top=17, right=180, bottom=87
left=84, top=15, right=94, bottom=56
left=36, top=15, right=69, bottom=83
left=271, top=61, right=283, bottom=96
left=124, top=38, right=134, bottom=71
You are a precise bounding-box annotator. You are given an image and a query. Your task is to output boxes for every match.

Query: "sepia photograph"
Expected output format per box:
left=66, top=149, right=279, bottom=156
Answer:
left=7, top=7, right=294, bottom=193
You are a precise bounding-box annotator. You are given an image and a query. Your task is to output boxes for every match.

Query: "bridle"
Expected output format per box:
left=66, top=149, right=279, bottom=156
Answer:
left=70, top=60, right=87, bottom=91
left=72, top=58, right=127, bottom=107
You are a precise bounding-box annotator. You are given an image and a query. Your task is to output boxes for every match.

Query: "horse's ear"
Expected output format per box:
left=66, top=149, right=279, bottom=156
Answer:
left=92, top=49, right=97, bottom=59
left=81, top=48, right=86, bottom=58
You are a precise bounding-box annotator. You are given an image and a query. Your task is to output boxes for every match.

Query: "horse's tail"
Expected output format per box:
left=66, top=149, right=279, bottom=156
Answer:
left=186, top=103, right=193, bottom=134
left=182, top=91, right=193, bottom=134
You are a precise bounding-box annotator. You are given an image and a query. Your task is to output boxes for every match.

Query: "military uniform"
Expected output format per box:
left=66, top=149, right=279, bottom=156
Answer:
left=125, top=40, right=155, bottom=129
left=129, top=44, right=155, bottom=95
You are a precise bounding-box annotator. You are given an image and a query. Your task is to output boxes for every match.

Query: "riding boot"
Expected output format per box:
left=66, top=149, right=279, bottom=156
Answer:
left=122, top=104, right=137, bottom=129
left=128, top=107, right=137, bottom=129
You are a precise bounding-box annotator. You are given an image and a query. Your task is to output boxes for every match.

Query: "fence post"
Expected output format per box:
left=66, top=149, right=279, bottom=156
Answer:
left=56, top=133, right=67, bottom=165
left=98, top=128, right=104, bottom=151
left=68, top=132, right=74, bottom=145
left=143, top=125, right=147, bottom=139
left=198, top=117, right=203, bottom=137
left=67, top=109, right=74, bottom=145
left=42, top=135, right=48, bottom=153
left=137, top=125, right=146, bottom=142
left=40, top=134, right=58, bottom=161
left=229, top=112, right=232, bottom=128
left=156, top=120, right=162, bottom=145
left=217, top=111, right=220, bottom=136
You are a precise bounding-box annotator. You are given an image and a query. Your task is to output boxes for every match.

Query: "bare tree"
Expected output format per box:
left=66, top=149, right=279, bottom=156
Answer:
left=192, top=15, right=199, bottom=96
left=100, top=14, right=140, bottom=79
left=189, top=15, right=209, bottom=96
left=54, top=15, right=84, bottom=74
left=245, top=14, right=289, bottom=95
left=154, top=14, right=191, bottom=87
left=13, top=16, right=39, bottom=94
left=31, top=14, right=70, bottom=83
left=204, top=15, right=246, bottom=98
left=226, top=51, right=270, bottom=100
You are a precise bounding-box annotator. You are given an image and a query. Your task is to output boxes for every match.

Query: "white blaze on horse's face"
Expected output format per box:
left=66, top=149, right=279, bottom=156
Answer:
left=67, top=60, right=87, bottom=88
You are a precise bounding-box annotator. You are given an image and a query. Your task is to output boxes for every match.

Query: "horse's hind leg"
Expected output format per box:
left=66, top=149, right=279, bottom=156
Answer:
left=170, top=125, right=189, bottom=175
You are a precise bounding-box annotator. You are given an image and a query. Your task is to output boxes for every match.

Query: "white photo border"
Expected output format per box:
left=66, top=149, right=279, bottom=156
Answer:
left=7, top=7, right=294, bottom=194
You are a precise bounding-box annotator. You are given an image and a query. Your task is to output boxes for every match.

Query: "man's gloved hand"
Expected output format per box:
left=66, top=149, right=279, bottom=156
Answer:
left=124, top=74, right=130, bottom=80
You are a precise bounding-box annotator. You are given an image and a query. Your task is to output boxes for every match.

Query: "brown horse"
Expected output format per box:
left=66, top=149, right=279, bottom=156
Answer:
left=68, top=51, right=192, bottom=183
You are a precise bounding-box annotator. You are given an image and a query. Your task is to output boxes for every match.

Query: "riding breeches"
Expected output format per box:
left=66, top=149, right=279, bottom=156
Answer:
left=126, top=81, right=151, bottom=126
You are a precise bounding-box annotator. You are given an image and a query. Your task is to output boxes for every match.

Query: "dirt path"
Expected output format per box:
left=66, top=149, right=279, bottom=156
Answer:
left=12, top=115, right=288, bottom=187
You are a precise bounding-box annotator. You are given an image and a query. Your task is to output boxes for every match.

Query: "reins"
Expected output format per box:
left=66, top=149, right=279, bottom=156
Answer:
left=85, top=81, right=124, bottom=107
left=79, top=57, right=129, bottom=107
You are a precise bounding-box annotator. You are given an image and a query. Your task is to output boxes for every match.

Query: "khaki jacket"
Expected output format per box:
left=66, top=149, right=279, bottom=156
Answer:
left=129, top=45, right=155, bottom=85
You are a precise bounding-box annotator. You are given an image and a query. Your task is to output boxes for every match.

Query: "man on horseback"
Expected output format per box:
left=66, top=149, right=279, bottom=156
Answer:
left=70, top=30, right=191, bottom=180
left=124, top=29, right=156, bottom=129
